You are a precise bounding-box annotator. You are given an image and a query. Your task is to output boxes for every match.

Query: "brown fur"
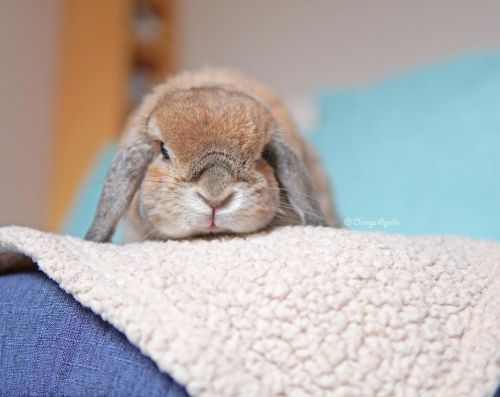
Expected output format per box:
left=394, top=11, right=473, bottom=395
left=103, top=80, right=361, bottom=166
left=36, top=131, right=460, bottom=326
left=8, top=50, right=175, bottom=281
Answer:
left=120, top=68, right=336, bottom=241
left=153, top=87, right=271, bottom=173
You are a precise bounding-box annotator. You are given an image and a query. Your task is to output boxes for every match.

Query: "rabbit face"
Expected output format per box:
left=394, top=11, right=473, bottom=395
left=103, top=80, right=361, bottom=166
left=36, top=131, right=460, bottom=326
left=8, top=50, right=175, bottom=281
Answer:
left=136, top=87, right=281, bottom=239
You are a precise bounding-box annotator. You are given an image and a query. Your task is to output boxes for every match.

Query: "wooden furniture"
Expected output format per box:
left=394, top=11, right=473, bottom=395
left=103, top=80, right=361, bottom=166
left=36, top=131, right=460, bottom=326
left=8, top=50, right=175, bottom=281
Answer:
left=48, top=0, right=176, bottom=231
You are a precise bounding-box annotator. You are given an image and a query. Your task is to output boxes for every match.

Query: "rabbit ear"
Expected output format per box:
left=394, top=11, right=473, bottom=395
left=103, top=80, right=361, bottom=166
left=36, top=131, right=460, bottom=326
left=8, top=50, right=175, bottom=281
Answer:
left=85, top=136, right=154, bottom=242
left=263, top=133, right=328, bottom=226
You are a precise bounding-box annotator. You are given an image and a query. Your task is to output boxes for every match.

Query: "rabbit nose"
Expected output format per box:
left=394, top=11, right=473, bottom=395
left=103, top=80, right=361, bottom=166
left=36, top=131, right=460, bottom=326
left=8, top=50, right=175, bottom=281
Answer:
left=197, top=190, right=234, bottom=210
left=196, top=164, right=235, bottom=210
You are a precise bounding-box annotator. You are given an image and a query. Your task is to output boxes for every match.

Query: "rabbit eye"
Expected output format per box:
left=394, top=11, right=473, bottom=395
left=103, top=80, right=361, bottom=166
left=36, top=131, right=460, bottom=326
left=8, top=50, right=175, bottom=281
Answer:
left=160, top=142, right=170, bottom=160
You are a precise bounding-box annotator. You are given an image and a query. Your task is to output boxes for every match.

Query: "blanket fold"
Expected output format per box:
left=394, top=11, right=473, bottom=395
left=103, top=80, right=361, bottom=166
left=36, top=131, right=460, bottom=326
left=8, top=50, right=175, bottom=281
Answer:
left=0, top=226, right=499, bottom=397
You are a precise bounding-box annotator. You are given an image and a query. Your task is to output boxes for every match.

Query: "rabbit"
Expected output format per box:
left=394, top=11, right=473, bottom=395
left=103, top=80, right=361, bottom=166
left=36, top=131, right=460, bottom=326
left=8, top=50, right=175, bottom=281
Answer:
left=85, top=68, right=337, bottom=242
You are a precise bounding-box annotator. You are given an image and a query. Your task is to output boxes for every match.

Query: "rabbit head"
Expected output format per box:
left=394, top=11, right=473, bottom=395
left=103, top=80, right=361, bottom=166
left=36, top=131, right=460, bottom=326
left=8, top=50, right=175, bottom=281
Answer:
left=86, top=75, right=327, bottom=242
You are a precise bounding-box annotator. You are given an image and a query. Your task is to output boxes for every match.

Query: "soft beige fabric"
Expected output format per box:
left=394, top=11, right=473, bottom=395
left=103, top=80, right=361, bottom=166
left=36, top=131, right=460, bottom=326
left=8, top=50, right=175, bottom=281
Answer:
left=0, top=225, right=499, bottom=397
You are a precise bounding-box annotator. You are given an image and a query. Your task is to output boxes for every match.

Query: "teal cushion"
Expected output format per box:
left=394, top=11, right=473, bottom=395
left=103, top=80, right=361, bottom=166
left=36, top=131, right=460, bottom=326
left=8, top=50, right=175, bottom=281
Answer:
left=310, top=51, right=500, bottom=240
left=62, top=143, right=123, bottom=243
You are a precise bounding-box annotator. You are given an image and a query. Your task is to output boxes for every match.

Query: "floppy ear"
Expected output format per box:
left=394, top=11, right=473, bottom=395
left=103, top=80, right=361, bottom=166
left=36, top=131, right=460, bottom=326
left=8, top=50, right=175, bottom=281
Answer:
left=263, top=133, right=328, bottom=226
left=85, top=136, right=154, bottom=242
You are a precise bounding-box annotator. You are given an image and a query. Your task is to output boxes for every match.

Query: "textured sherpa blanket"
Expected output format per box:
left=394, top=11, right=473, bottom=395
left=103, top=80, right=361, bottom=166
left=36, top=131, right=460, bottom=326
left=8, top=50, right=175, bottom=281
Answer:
left=0, top=226, right=499, bottom=397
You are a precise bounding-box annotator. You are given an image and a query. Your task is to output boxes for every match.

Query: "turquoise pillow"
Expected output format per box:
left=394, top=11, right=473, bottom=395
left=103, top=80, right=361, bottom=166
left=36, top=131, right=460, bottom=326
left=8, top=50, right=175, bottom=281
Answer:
left=311, top=51, right=500, bottom=240
left=62, top=143, right=123, bottom=243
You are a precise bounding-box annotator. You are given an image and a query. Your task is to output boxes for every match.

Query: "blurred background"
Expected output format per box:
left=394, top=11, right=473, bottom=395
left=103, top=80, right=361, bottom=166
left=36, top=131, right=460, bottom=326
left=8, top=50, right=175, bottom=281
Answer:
left=0, top=0, right=499, bottom=240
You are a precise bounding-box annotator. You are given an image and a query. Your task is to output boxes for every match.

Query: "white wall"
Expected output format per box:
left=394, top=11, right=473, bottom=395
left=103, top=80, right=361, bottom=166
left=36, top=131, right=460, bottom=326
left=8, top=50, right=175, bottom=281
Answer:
left=178, top=0, right=500, bottom=125
left=0, top=0, right=61, bottom=228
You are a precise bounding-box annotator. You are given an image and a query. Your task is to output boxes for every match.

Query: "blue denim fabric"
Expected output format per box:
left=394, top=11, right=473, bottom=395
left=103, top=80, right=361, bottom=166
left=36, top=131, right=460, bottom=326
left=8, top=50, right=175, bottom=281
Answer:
left=0, top=272, right=190, bottom=397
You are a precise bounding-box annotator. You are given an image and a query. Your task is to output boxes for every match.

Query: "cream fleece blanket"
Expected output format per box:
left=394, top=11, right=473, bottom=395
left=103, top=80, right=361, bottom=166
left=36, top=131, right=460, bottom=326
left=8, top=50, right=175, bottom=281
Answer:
left=0, top=225, right=499, bottom=397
